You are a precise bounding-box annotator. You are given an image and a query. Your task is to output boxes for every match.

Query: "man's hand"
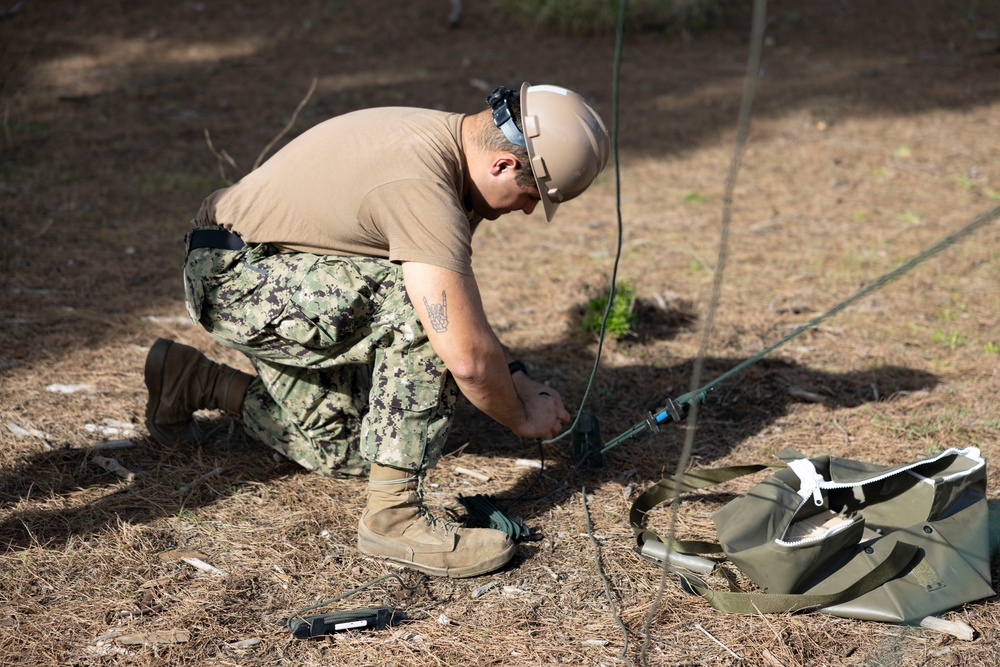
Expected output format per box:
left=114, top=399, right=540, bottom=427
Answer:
left=511, top=371, right=571, bottom=440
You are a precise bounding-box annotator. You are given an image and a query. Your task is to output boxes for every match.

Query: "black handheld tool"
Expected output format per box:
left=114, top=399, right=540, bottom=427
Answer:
left=572, top=408, right=605, bottom=468
left=288, top=605, right=405, bottom=639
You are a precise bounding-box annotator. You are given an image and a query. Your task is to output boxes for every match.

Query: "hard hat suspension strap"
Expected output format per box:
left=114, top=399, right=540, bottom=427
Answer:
left=486, top=86, right=527, bottom=149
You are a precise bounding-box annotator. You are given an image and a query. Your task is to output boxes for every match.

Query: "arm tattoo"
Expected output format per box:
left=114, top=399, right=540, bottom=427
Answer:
left=423, top=290, right=449, bottom=333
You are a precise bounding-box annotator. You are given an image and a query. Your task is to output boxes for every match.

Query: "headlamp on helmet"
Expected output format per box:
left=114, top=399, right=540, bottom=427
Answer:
left=486, top=86, right=527, bottom=149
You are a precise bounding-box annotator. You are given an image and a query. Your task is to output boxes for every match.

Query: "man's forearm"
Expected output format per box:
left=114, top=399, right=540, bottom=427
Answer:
left=443, top=333, right=531, bottom=432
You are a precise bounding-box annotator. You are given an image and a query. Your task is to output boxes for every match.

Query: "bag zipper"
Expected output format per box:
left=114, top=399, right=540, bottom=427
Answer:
left=775, top=447, right=983, bottom=547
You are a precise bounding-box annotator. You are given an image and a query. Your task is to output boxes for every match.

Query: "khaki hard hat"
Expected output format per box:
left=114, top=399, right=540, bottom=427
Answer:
left=520, top=82, right=611, bottom=221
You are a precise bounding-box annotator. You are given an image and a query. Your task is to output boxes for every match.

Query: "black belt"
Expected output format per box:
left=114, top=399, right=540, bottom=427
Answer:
left=186, top=228, right=246, bottom=253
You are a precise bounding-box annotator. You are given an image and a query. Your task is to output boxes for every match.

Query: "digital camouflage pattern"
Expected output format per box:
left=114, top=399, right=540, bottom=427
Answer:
left=183, top=236, right=458, bottom=476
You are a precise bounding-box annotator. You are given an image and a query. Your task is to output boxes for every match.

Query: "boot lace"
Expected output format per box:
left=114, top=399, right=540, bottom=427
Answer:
left=368, top=473, right=462, bottom=535
left=414, top=476, right=459, bottom=536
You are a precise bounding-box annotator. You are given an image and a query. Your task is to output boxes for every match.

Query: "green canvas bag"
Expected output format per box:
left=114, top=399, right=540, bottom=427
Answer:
left=630, top=446, right=995, bottom=623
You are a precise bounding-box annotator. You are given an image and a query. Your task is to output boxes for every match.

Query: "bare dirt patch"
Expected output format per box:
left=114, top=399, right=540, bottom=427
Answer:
left=2, top=1, right=999, bottom=665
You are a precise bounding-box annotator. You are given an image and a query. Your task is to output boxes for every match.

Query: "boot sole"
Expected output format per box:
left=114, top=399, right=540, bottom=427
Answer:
left=357, top=531, right=516, bottom=579
left=144, top=337, right=176, bottom=447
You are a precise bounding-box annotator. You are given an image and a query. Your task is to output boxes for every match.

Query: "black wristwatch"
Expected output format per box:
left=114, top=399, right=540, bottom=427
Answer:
left=507, top=360, right=527, bottom=376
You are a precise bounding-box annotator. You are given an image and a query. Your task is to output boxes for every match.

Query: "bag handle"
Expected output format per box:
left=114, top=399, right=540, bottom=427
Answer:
left=629, top=457, right=921, bottom=615
left=630, top=464, right=774, bottom=558
left=630, top=449, right=808, bottom=559
left=676, top=540, right=920, bottom=615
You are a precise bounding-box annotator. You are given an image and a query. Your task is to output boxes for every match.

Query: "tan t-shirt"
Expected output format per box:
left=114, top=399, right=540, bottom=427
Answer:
left=195, top=108, right=481, bottom=275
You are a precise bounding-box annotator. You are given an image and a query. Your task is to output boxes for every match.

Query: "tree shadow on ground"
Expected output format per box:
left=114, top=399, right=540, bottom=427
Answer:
left=446, top=353, right=941, bottom=525
left=1, top=268, right=942, bottom=554
left=0, top=426, right=309, bottom=553
left=0, top=353, right=939, bottom=553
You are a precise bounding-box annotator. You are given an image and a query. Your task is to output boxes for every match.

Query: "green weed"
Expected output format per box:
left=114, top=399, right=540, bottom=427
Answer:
left=931, top=329, right=967, bottom=350
left=580, top=279, right=636, bottom=340
left=983, top=341, right=1000, bottom=355
left=954, top=175, right=977, bottom=191
left=872, top=412, right=948, bottom=440
left=892, top=144, right=912, bottom=158
left=682, top=191, right=709, bottom=204
left=6, top=119, right=47, bottom=134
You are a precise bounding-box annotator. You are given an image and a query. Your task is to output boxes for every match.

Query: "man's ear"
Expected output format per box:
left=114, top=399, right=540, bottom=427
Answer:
left=489, top=153, right=520, bottom=177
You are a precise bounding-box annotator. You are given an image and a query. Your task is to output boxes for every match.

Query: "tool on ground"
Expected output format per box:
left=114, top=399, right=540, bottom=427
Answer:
left=286, top=572, right=422, bottom=639
left=288, top=606, right=405, bottom=638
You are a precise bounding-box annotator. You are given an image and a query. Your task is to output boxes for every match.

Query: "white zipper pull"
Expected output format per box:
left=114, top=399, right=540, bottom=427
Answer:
left=787, top=458, right=826, bottom=506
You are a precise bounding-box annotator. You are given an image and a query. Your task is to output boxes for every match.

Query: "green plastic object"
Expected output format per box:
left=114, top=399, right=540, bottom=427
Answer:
left=458, top=494, right=529, bottom=541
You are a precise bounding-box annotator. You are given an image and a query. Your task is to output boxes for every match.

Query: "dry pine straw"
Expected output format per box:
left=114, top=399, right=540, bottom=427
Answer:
left=1, top=393, right=998, bottom=666
left=3, top=0, right=1000, bottom=665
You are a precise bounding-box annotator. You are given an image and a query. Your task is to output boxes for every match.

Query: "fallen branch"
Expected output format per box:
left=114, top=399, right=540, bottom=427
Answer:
left=694, top=623, right=741, bottom=661
left=919, top=616, right=975, bottom=641
left=157, top=549, right=207, bottom=562
left=91, top=455, right=136, bottom=482
left=788, top=386, right=825, bottom=403
left=761, top=648, right=786, bottom=666
left=832, top=418, right=850, bottom=444
left=79, top=644, right=129, bottom=658
left=89, top=630, right=123, bottom=644
left=46, top=383, right=97, bottom=394
left=172, top=466, right=225, bottom=497
left=6, top=419, right=52, bottom=441
left=85, top=423, right=139, bottom=438
left=143, top=314, right=192, bottom=326
left=204, top=128, right=238, bottom=183
left=92, top=439, right=136, bottom=451
left=115, top=630, right=190, bottom=646
left=453, top=466, right=490, bottom=482
left=0, top=1, right=29, bottom=21
left=470, top=580, right=498, bottom=599
left=182, top=556, right=226, bottom=576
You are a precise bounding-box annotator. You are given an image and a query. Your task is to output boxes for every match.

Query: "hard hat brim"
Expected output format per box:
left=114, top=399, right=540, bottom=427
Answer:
left=520, top=81, right=560, bottom=222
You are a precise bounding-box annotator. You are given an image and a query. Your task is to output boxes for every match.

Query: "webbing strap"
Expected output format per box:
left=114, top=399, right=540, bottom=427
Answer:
left=630, top=464, right=772, bottom=552
left=630, top=461, right=921, bottom=615
left=679, top=541, right=919, bottom=615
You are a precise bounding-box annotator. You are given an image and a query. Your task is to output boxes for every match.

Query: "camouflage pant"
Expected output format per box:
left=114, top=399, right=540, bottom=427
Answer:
left=182, top=236, right=458, bottom=477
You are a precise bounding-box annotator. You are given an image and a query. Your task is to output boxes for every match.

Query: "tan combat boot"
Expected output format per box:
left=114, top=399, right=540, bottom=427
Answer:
left=144, top=338, right=254, bottom=447
left=358, top=463, right=515, bottom=578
